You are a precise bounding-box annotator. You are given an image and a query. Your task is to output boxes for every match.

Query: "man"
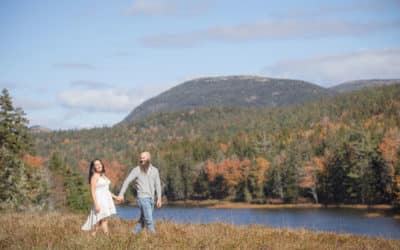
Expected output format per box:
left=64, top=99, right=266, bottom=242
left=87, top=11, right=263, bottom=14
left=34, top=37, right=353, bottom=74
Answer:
left=117, top=152, right=162, bottom=233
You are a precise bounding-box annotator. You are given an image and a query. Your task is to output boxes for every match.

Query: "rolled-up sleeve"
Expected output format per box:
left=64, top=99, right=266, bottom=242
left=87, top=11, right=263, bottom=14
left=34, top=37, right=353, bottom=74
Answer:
left=118, top=168, right=138, bottom=197
left=155, top=169, right=162, bottom=201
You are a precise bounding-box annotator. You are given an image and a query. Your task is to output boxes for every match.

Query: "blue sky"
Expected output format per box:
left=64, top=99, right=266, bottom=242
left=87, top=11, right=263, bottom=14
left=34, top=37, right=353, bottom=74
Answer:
left=1, top=0, right=399, bottom=129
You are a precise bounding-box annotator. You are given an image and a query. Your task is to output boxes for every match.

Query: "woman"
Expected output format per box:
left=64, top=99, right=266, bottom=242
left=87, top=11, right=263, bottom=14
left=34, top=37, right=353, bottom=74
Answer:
left=82, top=159, right=118, bottom=236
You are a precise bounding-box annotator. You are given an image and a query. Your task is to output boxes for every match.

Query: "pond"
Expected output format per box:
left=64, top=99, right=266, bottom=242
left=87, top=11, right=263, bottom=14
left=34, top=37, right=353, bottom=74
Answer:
left=116, top=206, right=400, bottom=239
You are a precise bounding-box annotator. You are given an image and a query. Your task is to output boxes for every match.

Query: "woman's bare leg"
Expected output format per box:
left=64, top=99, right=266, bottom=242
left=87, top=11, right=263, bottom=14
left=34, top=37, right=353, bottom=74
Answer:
left=101, top=220, right=109, bottom=234
left=91, top=223, right=100, bottom=236
left=100, top=219, right=109, bottom=235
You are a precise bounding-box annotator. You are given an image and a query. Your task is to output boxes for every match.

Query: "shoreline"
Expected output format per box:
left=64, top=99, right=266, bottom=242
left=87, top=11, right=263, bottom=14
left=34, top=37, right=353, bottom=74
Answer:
left=123, top=199, right=399, bottom=219
left=166, top=199, right=393, bottom=210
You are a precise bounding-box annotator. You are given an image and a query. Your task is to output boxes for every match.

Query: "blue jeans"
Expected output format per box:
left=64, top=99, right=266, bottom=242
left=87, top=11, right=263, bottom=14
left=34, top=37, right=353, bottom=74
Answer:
left=133, top=197, right=155, bottom=233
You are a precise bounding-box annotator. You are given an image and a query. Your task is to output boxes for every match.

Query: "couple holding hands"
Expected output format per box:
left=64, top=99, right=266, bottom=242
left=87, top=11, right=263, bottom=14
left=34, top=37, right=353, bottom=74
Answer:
left=81, top=152, right=162, bottom=236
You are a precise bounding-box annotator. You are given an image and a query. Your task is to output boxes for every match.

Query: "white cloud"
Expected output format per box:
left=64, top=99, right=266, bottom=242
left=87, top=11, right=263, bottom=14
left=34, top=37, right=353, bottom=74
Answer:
left=125, top=0, right=176, bottom=16
left=124, top=0, right=210, bottom=16
left=57, top=78, right=178, bottom=113
left=262, top=48, right=400, bottom=86
left=53, top=63, right=96, bottom=70
left=14, top=97, right=53, bottom=111
left=59, top=88, right=137, bottom=112
left=70, top=80, right=111, bottom=89
left=26, top=110, right=121, bottom=130
left=282, top=0, right=400, bottom=19
left=140, top=19, right=400, bottom=48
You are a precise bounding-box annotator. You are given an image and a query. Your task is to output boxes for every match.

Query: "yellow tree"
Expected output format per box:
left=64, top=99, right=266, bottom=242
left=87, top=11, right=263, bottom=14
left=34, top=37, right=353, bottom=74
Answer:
left=251, top=156, right=270, bottom=200
left=300, top=157, right=325, bottom=203
left=254, top=157, right=269, bottom=187
left=379, top=127, right=400, bottom=205
left=204, top=160, right=218, bottom=182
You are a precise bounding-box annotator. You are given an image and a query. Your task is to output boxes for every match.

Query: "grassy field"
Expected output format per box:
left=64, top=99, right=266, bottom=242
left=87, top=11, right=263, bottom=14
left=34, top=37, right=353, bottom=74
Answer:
left=0, top=212, right=399, bottom=249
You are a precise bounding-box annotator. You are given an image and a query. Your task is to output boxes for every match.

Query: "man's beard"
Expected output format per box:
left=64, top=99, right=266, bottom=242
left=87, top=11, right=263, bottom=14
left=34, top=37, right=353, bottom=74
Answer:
left=140, top=160, right=149, bottom=166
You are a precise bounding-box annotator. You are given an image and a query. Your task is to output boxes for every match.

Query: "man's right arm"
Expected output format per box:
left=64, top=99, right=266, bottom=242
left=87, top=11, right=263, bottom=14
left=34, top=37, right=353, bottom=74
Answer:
left=118, top=167, right=138, bottom=199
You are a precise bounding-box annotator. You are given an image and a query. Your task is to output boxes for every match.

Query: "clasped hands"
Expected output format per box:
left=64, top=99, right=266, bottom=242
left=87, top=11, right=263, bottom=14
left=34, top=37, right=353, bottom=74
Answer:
left=115, top=195, right=124, bottom=203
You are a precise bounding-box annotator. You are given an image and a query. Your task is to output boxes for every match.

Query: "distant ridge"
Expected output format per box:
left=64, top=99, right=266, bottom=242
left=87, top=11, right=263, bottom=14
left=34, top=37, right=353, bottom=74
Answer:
left=29, top=125, right=51, bottom=133
left=121, top=75, right=332, bottom=123
left=330, top=79, right=400, bottom=93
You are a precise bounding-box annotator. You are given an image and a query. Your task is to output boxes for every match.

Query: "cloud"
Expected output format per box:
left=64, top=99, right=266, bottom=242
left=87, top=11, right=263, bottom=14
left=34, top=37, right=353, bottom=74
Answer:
left=139, top=19, right=400, bottom=48
left=114, top=51, right=134, bottom=57
left=282, top=0, right=400, bottom=19
left=262, top=48, right=400, bottom=86
left=60, top=110, right=119, bottom=129
left=53, top=63, right=96, bottom=70
left=1, top=81, right=52, bottom=93
left=140, top=31, right=200, bottom=48
left=26, top=112, right=109, bottom=130
left=52, top=80, right=177, bottom=129
left=59, top=88, right=137, bottom=113
left=70, top=80, right=111, bottom=89
left=58, top=78, right=180, bottom=113
left=124, top=0, right=210, bottom=16
left=14, top=97, right=54, bottom=111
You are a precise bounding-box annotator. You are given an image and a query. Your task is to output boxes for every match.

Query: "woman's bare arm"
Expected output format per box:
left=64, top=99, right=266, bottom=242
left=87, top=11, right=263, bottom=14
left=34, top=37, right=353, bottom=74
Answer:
left=90, top=174, right=100, bottom=212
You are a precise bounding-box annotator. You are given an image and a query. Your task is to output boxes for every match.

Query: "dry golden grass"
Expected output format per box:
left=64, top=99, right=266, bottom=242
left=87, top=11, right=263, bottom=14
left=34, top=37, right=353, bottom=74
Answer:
left=0, top=212, right=399, bottom=250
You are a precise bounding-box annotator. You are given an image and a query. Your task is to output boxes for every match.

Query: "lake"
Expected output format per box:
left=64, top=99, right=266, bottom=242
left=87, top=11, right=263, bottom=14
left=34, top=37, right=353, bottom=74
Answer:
left=116, top=206, right=400, bottom=239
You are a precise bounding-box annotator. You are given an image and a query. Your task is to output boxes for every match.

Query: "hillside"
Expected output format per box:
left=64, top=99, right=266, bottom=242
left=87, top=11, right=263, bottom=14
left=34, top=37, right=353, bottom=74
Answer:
left=122, top=75, right=332, bottom=123
left=32, top=84, right=400, bottom=209
left=330, top=79, right=400, bottom=93
left=29, top=125, right=51, bottom=133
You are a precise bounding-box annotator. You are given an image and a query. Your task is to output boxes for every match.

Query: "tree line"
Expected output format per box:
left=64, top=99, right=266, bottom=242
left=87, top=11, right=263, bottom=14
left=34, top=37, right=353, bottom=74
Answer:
left=4, top=84, right=400, bottom=212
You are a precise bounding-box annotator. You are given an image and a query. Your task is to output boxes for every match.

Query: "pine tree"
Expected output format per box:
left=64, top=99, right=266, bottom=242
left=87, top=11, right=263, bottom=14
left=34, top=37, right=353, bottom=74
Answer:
left=0, top=149, right=30, bottom=209
left=0, top=89, right=31, bottom=155
left=49, top=152, right=63, bottom=171
left=0, top=89, right=48, bottom=210
left=63, top=168, right=91, bottom=212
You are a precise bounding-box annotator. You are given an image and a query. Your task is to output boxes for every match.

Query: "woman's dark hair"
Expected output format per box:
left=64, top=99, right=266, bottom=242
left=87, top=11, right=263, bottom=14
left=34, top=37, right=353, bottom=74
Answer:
left=88, top=159, right=105, bottom=184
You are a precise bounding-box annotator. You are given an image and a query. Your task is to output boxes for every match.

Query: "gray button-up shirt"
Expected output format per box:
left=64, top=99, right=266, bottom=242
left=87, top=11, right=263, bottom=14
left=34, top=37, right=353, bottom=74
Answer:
left=118, top=164, right=162, bottom=201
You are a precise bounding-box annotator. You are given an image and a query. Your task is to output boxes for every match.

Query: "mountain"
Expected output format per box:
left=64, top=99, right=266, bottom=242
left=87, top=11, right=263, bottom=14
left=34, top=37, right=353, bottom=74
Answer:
left=29, top=125, right=51, bottom=133
left=330, top=79, right=400, bottom=93
left=122, top=75, right=332, bottom=123
left=33, top=84, right=400, bottom=206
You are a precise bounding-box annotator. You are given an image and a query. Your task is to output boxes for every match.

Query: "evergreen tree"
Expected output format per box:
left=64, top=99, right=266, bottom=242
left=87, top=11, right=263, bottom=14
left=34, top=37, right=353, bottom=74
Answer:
left=0, top=88, right=46, bottom=210
left=192, top=170, right=209, bottom=199
left=48, top=151, right=63, bottom=171
left=63, top=168, right=91, bottom=212
left=0, top=149, right=30, bottom=209
left=0, top=89, right=31, bottom=155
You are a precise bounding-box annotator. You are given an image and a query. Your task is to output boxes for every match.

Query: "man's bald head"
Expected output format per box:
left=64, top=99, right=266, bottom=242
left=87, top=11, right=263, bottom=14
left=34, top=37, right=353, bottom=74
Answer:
left=139, top=152, right=151, bottom=166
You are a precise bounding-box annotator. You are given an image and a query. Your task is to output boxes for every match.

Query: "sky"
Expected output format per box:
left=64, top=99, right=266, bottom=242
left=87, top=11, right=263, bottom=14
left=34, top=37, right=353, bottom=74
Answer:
left=1, top=0, right=399, bottom=130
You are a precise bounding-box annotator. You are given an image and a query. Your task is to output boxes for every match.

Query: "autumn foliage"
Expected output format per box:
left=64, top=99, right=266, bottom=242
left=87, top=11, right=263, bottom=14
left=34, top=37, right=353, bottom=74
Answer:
left=102, top=159, right=127, bottom=188
left=31, top=84, right=400, bottom=209
left=379, top=127, right=400, bottom=207
left=205, top=157, right=251, bottom=186
left=23, top=154, right=46, bottom=168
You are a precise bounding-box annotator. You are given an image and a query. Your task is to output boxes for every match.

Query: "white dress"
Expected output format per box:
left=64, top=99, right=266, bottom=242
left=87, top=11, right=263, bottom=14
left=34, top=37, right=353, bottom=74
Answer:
left=82, top=176, right=116, bottom=231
